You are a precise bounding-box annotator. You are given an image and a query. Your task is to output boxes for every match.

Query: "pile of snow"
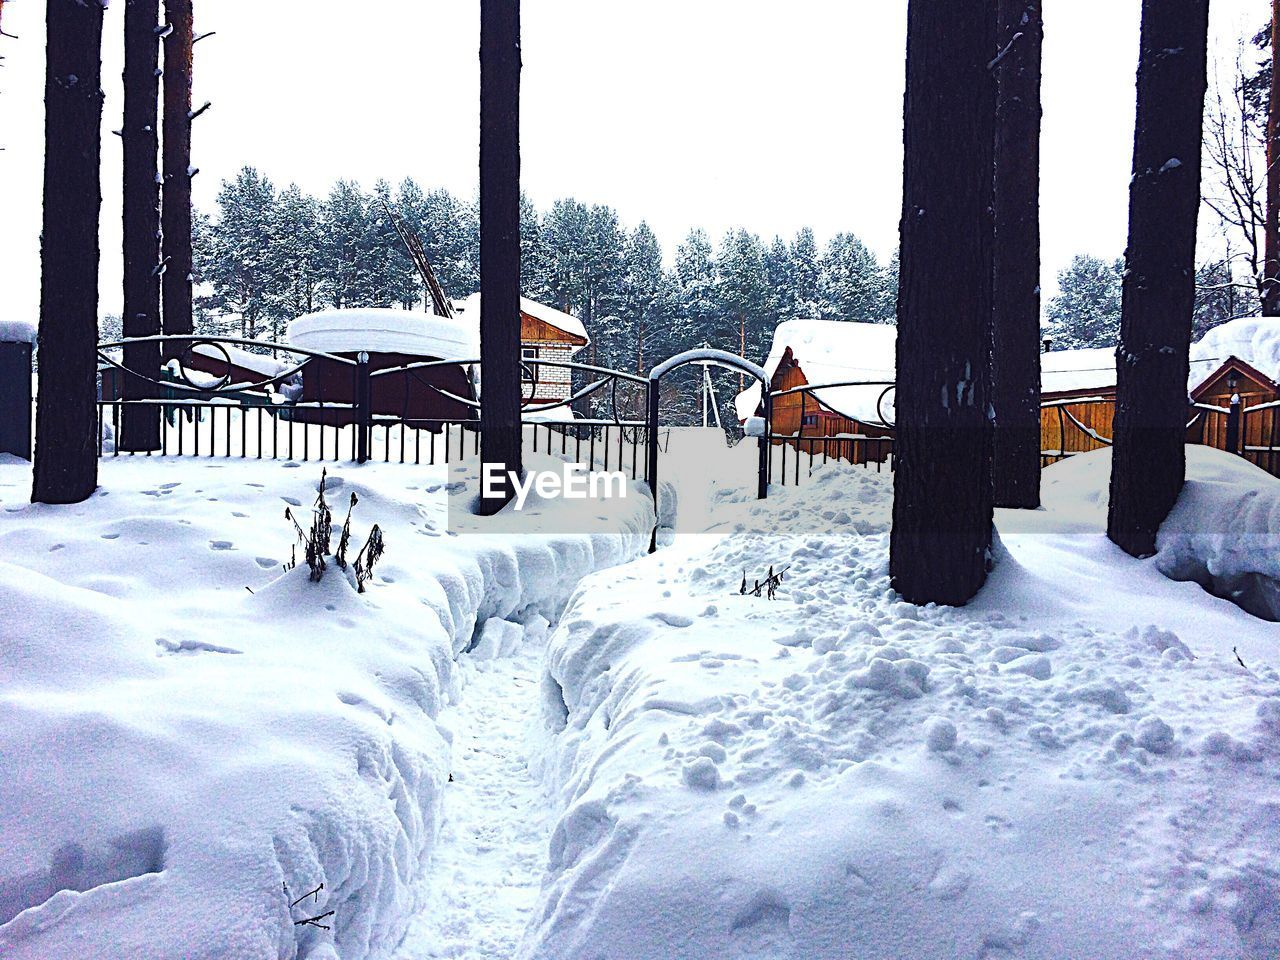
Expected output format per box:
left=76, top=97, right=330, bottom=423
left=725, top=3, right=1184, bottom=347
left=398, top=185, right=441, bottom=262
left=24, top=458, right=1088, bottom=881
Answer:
left=526, top=456, right=1280, bottom=959
left=454, top=294, right=590, bottom=350
left=1040, top=346, right=1117, bottom=396
left=1191, top=316, right=1280, bottom=392
left=0, top=453, right=652, bottom=960
left=190, top=343, right=289, bottom=380
left=289, top=309, right=479, bottom=360
left=734, top=319, right=897, bottom=426
left=0, top=320, right=36, bottom=345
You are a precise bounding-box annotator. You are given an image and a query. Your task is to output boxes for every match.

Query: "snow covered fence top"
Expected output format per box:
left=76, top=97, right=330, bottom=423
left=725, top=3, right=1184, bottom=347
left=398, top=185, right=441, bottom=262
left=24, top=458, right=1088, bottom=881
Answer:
left=0, top=320, right=36, bottom=345
left=288, top=308, right=479, bottom=360
left=734, top=318, right=897, bottom=425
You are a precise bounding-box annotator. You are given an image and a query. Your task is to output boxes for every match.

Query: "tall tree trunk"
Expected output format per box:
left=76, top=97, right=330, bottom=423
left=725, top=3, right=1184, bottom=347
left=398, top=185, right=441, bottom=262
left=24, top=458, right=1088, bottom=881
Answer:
left=992, top=0, right=1043, bottom=509
left=120, top=0, right=163, bottom=452
left=32, top=0, right=104, bottom=505
left=1265, top=3, right=1280, bottom=316
left=162, top=0, right=194, bottom=355
left=890, top=0, right=997, bottom=606
left=478, top=0, right=523, bottom=515
left=1107, top=0, right=1209, bottom=558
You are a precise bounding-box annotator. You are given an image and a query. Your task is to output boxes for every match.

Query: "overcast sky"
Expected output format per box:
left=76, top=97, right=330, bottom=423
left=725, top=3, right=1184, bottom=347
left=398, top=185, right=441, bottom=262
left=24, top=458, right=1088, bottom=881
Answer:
left=0, top=0, right=1266, bottom=324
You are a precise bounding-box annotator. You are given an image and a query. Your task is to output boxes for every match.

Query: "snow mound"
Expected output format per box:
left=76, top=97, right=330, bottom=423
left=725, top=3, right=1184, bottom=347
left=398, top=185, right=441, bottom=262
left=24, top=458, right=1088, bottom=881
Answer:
left=0, top=455, right=651, bottom=960
left=289, top=309, right=479, bottom=360
left=527, top=461, right=1280, bottom=960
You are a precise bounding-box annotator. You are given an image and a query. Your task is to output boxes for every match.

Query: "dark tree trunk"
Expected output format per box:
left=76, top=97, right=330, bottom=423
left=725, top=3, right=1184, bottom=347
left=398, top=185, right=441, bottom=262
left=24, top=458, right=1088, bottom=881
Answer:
left=992, top=0, right=1043, bottom=509
left=478, top=0, right=523, bottom=514
left=120, top=0, right=163, bottom=452
left=1107, top=0, right=1209, bottom=558
left=1264, top=3, right=1280, bottom=316
left=890, top=0, right=997, bottom=606
left=32, top=0, right=104, bottom=504
left=162, top=0, right=194, bottom=355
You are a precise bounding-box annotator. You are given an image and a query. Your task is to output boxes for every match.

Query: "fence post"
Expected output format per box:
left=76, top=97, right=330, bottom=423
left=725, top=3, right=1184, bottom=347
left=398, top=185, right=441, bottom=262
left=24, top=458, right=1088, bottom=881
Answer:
left=757, top=389, right=771, bottom=500
left=1226, top=392, right=1241, bottom=457
left=646, top=378, right=660, bottom=509
left=355, top=351, right=371, bottom=464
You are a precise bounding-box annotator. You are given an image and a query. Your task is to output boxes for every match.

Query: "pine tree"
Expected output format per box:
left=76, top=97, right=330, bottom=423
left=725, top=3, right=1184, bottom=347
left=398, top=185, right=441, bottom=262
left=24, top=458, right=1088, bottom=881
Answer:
left=621, top=221, right=666, bottom=373
left=889, top=0, right=998, bottom=607
left=267, top=184, right=322, bottom=331
left=819, top=232, right=888, bottom=321
left=318, top=180, right=369, bottom=310
left=790, top=227, right=822, bottom=318
left=715, top=228, right=769, bottom=372
left=581, top=204, right=626, bottom=349
left=478, top=0, right=523, bottom=514
left=120, top=0, right=163, bottom=452
left=674, top=228, right=719, bottom=349
left=1108, top=0, right=1210, bottom=558
left=992, top=0, right=1044, bottom=509
left=398, top=180, right=480, bottom=302
left=518, top=192, right=548, bottom=301
left=764, top=237, right=795, bottom=327
left=205, top=167, right=277, bottom=338
left=33, top=0, right=105, bottom=504
left=1045, top=254, right=1123, bottom=347
left=161, top=0, right=194, bottom=352
left=364, top=179, right=420, bottom=309
left=541, top=198, right=590, bottom=313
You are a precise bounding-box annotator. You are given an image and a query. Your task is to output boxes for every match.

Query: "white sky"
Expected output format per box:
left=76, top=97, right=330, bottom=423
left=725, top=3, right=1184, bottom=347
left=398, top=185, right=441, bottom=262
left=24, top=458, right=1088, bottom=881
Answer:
left=0, top=0, right=1266, bottom=324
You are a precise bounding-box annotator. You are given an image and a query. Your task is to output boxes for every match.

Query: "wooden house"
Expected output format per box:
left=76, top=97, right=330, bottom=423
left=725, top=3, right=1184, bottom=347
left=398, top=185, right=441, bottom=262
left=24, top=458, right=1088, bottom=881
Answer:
left=735, top=319, right=896, bottom=465
left=454, top=294, right=590, bottom=411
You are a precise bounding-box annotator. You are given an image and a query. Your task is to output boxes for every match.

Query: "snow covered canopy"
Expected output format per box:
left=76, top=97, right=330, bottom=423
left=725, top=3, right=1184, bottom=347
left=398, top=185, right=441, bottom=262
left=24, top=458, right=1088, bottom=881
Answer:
left=734, top=319, right=897, bottom=425
left=1189, top=316, right=1280, bottom=394
left=454, top=294, right=591, bottom=354
left=288, top=308, right=479, bottom=360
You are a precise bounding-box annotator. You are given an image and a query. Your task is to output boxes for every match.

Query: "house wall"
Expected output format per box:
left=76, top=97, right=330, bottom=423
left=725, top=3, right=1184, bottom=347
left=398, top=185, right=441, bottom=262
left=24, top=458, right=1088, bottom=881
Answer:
left=767, top=358, right=892, bottom=466
left=1194, top=369, right=1280, bottom=474
left=523, top=341, right=576, bottom=403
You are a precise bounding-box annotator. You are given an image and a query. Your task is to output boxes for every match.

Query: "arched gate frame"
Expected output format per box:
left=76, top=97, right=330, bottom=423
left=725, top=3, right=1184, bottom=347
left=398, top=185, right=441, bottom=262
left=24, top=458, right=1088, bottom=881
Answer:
left=646, top=348, right=772, bottom=504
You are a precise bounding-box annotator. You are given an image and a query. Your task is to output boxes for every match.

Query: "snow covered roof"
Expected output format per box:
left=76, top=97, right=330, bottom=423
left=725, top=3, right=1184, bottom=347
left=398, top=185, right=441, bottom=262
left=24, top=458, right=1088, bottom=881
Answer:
left=734, top=319, right=897, bottom=425
left=0, top=320, right=36, bottom=344
left=1040, top=347, right=1118, bottom=396
left=1189, top=316, right=1280, bottom=393
left=288, top=309, right=479, bottom=360
left=455, top=294, right=591, bottom=351
left=190, top=343, right=287, bottom=378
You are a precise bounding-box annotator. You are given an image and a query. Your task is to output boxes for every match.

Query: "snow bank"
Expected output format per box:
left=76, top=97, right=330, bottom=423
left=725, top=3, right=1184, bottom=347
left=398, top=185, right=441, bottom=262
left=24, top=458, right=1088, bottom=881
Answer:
left=0, top=455, right=651, bottom=959
left=0, top=320, right=36, bottom=344
left=526, top=459, right=1280, bottom=960
left=289, top=309, right=479, bottom=360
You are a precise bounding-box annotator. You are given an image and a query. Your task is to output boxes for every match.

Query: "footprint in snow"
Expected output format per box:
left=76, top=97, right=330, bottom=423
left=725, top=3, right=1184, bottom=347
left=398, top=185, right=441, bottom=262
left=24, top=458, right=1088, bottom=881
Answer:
left=209, top=540, right=235, bottom=551
left=160, top=482, right=180, bottom=489
left=231, top=511, right=248, bottom=518
left=652, top=612, right=694, bottom=628
left=155, top=637, right=242, bottom=656
left=101, top=533, right=121, bottom=540
left=49, top=544, right=65, bottom=552
left=282, top=496, right=302, bottom=507
left=254, top=557, right=278, bottom=569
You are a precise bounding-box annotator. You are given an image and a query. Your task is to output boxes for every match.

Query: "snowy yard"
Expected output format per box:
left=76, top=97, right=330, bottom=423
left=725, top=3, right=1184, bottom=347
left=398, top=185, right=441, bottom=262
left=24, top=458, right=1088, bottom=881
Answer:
left=1, top=443, right=1278, bottom=959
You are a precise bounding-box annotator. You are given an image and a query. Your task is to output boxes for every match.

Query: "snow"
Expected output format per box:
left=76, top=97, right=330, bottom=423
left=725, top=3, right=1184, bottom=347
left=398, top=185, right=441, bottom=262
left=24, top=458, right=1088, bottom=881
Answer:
left=190, top=342, right=289, bottom=379
left=1040, top=346, right=1117, bottom=395
left=289, top=309, right=479, bottom=360
left=733, top=319, right=897, bottom=425
left=0, top=452, right=652, bottom=960
left=526, top=450, right=1280, bottom=960
left=0, top=320, right=36, bottom=344
left=454, top=295, right=591, bottom=351
left=1191, top=316, right=1280, bottom=392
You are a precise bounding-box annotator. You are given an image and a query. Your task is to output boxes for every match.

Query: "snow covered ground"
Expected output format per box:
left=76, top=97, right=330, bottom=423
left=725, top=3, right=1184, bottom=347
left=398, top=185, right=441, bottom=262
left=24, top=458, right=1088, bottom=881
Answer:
left=3, top=439, right=1278, bottom=960
left=526, top=449, right=1280, bottom=960
left=0, top=453, right=652, bottom=960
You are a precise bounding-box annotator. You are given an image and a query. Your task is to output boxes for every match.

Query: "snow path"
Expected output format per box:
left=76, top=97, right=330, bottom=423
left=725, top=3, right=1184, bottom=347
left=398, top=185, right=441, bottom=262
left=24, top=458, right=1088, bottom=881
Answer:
left=394, top=646, right=552, bottom=959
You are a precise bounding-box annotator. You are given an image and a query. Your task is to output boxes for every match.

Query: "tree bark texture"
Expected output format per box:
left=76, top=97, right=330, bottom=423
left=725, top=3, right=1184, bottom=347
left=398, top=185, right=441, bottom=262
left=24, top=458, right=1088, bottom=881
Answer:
left=1107, top=0, right=1209, bottom=558
left=1264, top=1, right=1280, bottom=316
left=33, top=0, right=104, bottom=504
left=478, top=0, right=523, bottom=514
left=992, top=0, right=1043, bottom=509
left=890, top=0, right=998, bottom=606
left=162, top=0, right=194, bottom=352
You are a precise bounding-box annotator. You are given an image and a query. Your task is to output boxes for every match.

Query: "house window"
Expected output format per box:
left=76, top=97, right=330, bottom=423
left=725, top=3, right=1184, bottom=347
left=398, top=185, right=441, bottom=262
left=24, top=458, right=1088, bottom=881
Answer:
left=801, top=414, right=819, bottom=427
left=522, top=347, right=538, bottom=360
left=521, top=346, right=538, bottom=381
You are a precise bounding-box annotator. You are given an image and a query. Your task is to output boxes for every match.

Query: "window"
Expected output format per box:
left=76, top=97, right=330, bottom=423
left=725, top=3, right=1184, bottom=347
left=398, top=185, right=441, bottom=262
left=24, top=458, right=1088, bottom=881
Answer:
left=522, top=347, right=538, bottom=359
left=521, top=346, right=537, bottom=382
left=801, top=414, right=819, bottom=427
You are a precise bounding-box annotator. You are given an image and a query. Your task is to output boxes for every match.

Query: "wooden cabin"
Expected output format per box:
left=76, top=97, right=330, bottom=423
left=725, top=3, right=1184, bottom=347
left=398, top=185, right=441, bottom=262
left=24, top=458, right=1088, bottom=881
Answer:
left=287, top=309, right=478, bottom=428
left=454, top=295, right=591, bottom=409
left=735, top=319, right=896, bottom=465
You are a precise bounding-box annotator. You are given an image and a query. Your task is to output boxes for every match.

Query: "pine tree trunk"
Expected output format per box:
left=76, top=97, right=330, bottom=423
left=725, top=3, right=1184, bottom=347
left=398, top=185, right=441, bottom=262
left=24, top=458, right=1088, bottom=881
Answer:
left=162, top=0, right=194, bottom=355
left=1264, top=3, right=1280, bottom=316
left=889, top=0, right=997, bottom=606
left=1107, top=0, right=1209, bottom=558
left=478, top=0, right=523, bottom=515
left=992, top=0, right=1043, bottom=508
left=120, top=0, right=163, bottom=452
left=32, top=0, right=104, bottom=505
